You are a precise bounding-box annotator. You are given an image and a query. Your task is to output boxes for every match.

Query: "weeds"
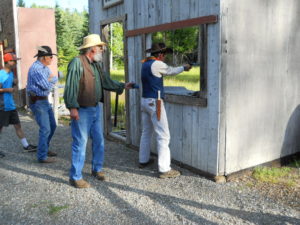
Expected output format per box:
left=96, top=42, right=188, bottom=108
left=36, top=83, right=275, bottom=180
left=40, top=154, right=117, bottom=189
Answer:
left=252, top=166, right=298, bottom=187
left=48, top=204, right=69, bottom=215
left=29, top=201, right=69, bottom=215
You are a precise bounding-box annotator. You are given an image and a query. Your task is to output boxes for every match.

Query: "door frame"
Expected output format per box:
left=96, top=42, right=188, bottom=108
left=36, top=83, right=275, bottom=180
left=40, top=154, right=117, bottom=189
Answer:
left=100, top=15, right=131, bottom=144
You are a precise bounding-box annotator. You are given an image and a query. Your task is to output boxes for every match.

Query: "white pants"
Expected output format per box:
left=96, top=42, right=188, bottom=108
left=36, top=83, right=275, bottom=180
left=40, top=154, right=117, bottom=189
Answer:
left=139, top=98, right=171, bottom=172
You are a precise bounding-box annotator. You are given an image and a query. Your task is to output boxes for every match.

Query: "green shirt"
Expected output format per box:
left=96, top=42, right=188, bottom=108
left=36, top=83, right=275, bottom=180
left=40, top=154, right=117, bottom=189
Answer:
left=63, top=56, right=124, bottom=109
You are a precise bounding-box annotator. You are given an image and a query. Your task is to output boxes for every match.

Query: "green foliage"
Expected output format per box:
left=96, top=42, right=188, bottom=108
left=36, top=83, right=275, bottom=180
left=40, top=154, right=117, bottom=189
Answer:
left=54, top=5, right=89, bottom=70
left=110, top=69, right=125, bottom=82
left=253, top=166, right=292, bottom=184
left=109, top=23, right=124, bottom=69
left=153, top=26, right=199, bottom=65
left=17, top=0, right=25, bottom=7
left=30, top=3, right=52, bottom=8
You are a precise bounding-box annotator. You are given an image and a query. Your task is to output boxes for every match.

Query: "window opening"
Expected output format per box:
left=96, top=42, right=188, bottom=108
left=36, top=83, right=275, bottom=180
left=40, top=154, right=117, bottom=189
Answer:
left=151, top=26, right=201, bottom=95
left=102, top=21, right=127, bottom=138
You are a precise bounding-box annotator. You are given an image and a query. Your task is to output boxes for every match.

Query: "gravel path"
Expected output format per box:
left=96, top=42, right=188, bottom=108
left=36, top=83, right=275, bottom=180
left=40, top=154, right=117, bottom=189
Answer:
left=0, top=113, right=299, bottom=225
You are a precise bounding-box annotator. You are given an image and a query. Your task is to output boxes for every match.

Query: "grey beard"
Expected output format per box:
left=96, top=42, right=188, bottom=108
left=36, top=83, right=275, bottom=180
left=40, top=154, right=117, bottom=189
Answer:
left=93, top=53, right=103, bottom=62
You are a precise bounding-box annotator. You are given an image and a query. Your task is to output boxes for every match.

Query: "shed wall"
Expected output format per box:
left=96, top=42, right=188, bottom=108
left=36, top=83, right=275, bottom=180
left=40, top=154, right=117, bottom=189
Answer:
left=221, top=0, right=300, bottom=174
left=89, top=0, right=222, bottom=175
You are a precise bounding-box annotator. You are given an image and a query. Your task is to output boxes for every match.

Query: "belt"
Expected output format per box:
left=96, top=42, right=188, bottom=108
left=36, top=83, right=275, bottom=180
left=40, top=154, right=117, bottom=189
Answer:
left=79, top=103, right=98, bottom=108
left=29, top=95, right=48, bottom=104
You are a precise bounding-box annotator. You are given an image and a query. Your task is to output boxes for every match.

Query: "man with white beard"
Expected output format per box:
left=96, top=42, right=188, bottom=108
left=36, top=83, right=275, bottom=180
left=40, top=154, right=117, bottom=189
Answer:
left=64, top=34, right=134, bottom=188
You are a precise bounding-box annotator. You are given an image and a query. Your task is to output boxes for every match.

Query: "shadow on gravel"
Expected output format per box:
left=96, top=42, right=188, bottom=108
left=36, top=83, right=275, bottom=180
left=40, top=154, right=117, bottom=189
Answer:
left=94, top=182, right=218, bottom=225
left=0, top=161, right=68, bottom=185
left=99, top=181, right=300, bottom=225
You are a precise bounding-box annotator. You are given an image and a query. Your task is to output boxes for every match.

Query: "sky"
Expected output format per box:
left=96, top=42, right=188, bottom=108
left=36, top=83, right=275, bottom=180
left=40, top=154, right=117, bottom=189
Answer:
left=22, top=0, right=88, bottom=12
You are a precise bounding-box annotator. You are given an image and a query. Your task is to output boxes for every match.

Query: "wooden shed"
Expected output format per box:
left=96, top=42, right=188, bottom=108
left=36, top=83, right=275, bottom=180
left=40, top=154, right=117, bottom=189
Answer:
left=89, top=0, right=300, bottom=177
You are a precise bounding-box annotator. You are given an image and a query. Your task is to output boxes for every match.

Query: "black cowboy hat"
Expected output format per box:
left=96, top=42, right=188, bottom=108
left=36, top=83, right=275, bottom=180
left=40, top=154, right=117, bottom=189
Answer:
left=145, top=43, right=173, bottom=54
left=34, top=46, right=57, bottom=57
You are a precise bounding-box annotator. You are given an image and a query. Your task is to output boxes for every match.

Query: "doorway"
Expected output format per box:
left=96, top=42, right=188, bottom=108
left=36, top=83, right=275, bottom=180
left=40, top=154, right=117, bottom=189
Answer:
left=101, top=18, right=129, bottom=142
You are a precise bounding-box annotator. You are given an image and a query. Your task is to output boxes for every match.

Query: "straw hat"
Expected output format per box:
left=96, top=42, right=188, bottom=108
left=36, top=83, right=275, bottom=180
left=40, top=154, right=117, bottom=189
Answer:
left=78, top=34, right=107, bottom=50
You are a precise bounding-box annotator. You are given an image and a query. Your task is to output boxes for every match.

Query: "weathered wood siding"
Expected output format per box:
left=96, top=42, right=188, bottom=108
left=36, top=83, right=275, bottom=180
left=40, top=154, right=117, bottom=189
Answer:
left=220, top=0, right=300, bottom=174
left=89, top=0, right=221, bottom=175
left=0, top=0, right=16, bottom=50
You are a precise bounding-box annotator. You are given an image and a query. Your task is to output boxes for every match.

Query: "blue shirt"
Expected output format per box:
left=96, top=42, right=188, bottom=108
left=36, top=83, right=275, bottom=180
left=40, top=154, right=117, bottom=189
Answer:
left=0, top=69, right=16, bottom=111
left=27, top=60, right=58, bottom=96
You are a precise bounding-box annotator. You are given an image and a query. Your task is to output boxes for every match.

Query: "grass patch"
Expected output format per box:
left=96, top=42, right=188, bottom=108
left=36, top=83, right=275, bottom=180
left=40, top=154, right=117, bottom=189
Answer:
left=110, top=66, right=200, bottom=91
left=29, top=201, right=69, bottom=215
left=110, top=69, right=125, bottom=82
left=48, top=204, right=69, bottom=215
left=252, top=166, right=298, bottom=187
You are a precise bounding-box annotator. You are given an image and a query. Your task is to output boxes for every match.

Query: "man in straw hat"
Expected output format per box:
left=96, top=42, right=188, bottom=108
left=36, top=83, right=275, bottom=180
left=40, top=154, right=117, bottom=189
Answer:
left=0, top=52, right=37, bottom=157
left=139, top=42, right=191, bottom=178
left=64, top=34, right=134, bottom=188
left=27, top=46, right=58, bottom=163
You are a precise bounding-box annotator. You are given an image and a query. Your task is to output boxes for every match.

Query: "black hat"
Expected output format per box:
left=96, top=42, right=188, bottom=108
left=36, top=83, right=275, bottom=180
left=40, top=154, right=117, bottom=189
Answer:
left=34, top=46, right=57, bottom=57
left=145, top=43, right=173, bottom=54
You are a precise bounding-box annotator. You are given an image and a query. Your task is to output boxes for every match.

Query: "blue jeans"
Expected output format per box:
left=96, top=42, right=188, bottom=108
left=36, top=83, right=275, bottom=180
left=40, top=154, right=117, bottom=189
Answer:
left=70, top=104, right=105, bottom=180
left=30, top=100, right=56, bottom=161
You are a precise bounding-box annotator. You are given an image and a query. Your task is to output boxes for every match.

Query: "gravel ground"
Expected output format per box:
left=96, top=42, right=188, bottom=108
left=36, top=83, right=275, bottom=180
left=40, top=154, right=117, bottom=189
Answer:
left=0, top=113, right=299, bottom=225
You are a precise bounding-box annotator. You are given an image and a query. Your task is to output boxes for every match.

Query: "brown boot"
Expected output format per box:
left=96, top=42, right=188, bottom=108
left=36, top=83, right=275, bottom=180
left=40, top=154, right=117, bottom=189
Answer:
left=91, top=171, right=106, bottom=181
left=159, top=169, right=181, bottom=179
left=38, top=158, right=56, bottom=163
left=69, top=179, right=91, bottom=188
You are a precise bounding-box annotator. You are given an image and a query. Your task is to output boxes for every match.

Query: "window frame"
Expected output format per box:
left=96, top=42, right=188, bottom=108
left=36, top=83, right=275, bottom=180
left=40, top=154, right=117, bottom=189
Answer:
left=125, top=15, right=217, bottom=107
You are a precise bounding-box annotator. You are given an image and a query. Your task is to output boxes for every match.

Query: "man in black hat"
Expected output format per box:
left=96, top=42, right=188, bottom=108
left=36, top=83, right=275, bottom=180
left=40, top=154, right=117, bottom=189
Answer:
left=139, top=42, right=191, bottom=178
left=27, top=46, right=58, bottom=163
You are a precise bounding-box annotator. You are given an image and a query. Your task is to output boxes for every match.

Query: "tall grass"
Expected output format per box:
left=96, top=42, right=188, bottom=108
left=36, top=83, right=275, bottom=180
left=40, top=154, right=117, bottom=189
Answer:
left=164, top=66, right=200, bottom=91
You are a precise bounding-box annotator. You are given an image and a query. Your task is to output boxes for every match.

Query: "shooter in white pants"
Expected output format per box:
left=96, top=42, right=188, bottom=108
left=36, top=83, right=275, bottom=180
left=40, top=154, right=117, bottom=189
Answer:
left=139, top=42, right=191, bottom=178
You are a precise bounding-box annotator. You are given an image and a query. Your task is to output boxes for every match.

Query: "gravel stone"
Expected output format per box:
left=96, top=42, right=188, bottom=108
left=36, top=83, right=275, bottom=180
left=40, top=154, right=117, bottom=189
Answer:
left=0, top=113, right=299, bottom=225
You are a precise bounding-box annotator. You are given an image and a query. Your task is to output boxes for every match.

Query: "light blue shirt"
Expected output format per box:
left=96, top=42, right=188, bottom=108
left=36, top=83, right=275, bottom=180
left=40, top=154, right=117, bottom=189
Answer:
left=0, top=69, right=16, bottom=111
left=27, top=60, right=58, bottom=96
